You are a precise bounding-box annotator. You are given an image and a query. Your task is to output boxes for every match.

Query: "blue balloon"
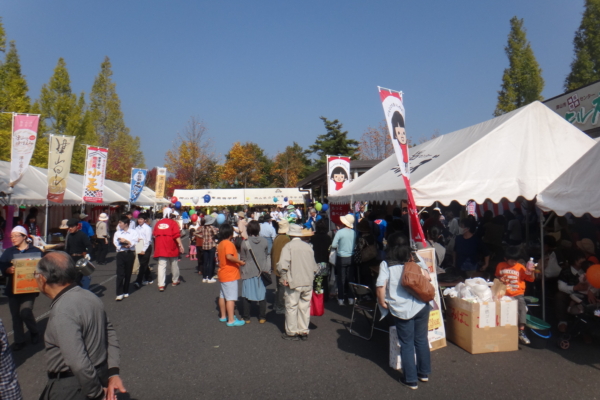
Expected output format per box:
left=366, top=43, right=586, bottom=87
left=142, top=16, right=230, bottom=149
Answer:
left=322, top=204, right=329, bottom=211
left=175, top=201, right=182, bottom=209
left=203, top=194, right=211, bottom=203
left=284, top=197, right=288, bottom=202
left=217, top=214, right=226, bottom=224
left=273, top=197, right=278, bottom=202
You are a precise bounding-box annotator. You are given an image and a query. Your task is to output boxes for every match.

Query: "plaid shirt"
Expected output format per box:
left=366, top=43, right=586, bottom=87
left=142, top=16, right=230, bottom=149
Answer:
left=0, top=319, right=22, bottom=399
left=200, top=225, right=219, bottom=250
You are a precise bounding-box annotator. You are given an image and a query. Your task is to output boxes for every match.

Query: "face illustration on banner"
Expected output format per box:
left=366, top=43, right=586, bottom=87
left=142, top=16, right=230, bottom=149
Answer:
left=391, top=111, right=408, bottom=163
left=330, top=167, right=348, bottom=191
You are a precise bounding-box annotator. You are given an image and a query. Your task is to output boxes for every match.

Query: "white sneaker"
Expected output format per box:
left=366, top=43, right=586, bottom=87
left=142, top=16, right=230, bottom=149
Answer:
left=348, top=298, right=355, bottom=305
left=142, top=281, right=149, bottom=286
left=202, top=279, right=208, bottom=283
left=123, top=294, right=129, bottom=298
left=207, top=278, right=217, bottom=283
left=116, top=295, right=124, bottom=301
left=338, top=299, right=345, bottom=306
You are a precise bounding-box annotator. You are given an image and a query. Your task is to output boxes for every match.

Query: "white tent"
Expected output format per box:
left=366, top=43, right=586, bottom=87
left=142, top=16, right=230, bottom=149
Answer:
left=330, top=101, right=596, bottom=206
left=173, top=188, right=310, bottom=207
left=537, top=140, right=600, bottom=217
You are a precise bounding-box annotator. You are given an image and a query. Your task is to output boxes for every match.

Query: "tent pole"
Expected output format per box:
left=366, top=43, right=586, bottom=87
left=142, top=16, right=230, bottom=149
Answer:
left=540, top=211, right=546, bottom=321
left=45, top=199, right=49, bottom=242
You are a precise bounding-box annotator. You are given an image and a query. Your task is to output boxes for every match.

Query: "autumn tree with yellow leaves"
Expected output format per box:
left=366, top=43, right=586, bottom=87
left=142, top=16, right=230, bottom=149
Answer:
left=164, top=117, right=218, bottom=193
left=221, top=142, right=272, bottom=188
left=271, top=142, right=310, bottom=187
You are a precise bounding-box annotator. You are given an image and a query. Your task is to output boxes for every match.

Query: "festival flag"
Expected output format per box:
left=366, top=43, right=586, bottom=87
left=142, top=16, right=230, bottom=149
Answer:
left=9, top=114, right=40, bottom=187
left=155, top=167, right=167, bottom=198
left=327, top=156, right=351, bottom=194
left=378, top=87, right=426, bottom=246
left=82, top=146, right=108, bottom=203
left=47, top=134, right=75, bottom=203
left=129, top=168, right=148, bottom=203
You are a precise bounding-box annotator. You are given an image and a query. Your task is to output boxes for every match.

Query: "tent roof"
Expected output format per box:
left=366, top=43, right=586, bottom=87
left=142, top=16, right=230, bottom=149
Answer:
left=537, top=139, right=600, bottom=217
left=330, top=101, right=596, bottom=207
left=0, top=161, right=166, bottom=206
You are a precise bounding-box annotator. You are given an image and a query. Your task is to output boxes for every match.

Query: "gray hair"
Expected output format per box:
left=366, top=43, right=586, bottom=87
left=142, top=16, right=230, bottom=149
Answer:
left=36, top=251, right=78, bottom=285
left=309, top=208, right=317, bottom=214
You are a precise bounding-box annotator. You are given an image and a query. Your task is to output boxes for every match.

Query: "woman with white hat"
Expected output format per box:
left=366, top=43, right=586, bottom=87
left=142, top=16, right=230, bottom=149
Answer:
left=331, top=214, right=356, bottom=306
left=96, top=213, right=110, bottom=265
left=0, top=226, right=42, bottom=350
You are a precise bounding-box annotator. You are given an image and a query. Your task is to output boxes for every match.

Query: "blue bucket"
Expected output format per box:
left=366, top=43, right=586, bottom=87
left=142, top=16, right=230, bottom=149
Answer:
left=525, top=315, right=551, bottom=349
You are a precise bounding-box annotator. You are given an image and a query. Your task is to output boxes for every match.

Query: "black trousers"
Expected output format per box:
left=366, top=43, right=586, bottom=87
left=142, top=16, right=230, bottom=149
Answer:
left=135, top=245, right=153, bottom=284
left=40, top=363, right=108, bottom=400
left=116, top=251, right=135, bottom=296
left=95, top=238, right=108, bottom=264
left=8, top=294, right=38, bottom=344
left=242, top=298, right=267, bottom=320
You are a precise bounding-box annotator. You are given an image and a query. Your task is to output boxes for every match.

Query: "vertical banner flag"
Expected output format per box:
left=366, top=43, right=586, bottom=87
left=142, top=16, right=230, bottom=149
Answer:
left=129, top=168, right=148, bottom=203
left=155, top=167, right=167, bottom=199
left=378, top=87, right=426, bottom=246
left=9, top=114, right=40, bottom=187
left=47, top=135, right=75, bottom=203
left=327, top=156, right=351, bottom=194
left=82, top=146, right=108, bottom=203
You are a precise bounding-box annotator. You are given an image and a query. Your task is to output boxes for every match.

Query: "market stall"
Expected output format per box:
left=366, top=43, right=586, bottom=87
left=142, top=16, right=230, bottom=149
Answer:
left=172, top=188, right=310, bottom=207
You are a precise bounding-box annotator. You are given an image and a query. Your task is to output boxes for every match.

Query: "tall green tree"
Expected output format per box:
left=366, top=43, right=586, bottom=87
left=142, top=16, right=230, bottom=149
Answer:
left=0, top=40, right=31, bottom=162
left=306, top=116, right=358, bottom=169
left=565, top=0, right=600, bottom=90
left=89, top=56, right=144, bottom=181
left=272, top=142, right=311, bottom=187
left=494, top=17, right=544, bottom=116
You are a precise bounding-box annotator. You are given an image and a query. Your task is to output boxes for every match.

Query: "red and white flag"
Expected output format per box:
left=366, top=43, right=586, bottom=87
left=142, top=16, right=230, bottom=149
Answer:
left=9, top=114, right=39, bottom=187
left=379, top=87, right=426, bottom=246
left=82, top=146, right=108, bottom=203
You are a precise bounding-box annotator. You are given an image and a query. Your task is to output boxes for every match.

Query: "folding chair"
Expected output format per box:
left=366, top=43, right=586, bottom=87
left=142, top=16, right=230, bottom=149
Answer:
left=347, top=282, right=388, bottom=340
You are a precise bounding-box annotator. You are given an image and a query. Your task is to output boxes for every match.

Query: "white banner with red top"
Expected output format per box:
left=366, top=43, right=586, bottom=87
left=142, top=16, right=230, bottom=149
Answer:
left=378, top=87, right=426, bottom=246
left=82, top=146, right=108, bottom=203
left=327, top=156, right=351, bottom=194
left=9, top=114, right=40, bottom=187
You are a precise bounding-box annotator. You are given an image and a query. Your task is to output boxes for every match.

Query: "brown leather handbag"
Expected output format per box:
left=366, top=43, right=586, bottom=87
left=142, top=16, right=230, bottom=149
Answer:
left=401, top=261, right=435, bottom=303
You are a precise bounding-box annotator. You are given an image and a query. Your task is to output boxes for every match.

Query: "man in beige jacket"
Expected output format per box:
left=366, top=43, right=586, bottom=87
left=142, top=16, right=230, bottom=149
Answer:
left=277, top=224, right=318, bottom=341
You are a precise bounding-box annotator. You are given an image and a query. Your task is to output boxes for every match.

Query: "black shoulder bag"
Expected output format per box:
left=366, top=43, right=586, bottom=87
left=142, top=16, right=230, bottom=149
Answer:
left=245, top=241, right=273, bottom=287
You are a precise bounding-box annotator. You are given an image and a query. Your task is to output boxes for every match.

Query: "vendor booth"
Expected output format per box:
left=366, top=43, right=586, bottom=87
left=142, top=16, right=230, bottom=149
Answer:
left=330, top=101, right=595, bottom=207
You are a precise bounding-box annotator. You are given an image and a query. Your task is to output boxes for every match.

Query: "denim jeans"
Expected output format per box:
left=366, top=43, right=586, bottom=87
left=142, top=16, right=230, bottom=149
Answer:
left=203, top=247, right=216, bottom=278
left=393, top=305, right=431, bottom=384
left=335, top=256, right=354, bottom=300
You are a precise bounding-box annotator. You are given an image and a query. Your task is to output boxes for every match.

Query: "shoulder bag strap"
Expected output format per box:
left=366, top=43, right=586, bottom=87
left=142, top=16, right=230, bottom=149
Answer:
left=245, top=240, right=262, bottom=275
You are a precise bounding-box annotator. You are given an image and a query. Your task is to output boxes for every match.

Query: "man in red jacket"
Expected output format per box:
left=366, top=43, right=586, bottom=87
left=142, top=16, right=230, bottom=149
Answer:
left=152, top=212, right=184, bottom=292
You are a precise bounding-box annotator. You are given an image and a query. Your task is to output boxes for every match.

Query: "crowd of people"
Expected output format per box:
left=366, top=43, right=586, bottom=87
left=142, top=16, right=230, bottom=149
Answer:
left=1, top=199, right=599, bottom=396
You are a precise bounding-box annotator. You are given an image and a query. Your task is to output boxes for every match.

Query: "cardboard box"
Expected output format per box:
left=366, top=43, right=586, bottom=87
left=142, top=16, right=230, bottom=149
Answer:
left=444, top=297, right=518, bottom=354
left=13, top=258, right=41, bottom=295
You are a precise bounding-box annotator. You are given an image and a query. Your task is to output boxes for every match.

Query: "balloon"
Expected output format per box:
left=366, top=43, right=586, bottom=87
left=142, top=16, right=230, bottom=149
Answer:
left=273, top=197, right=278, bottom=202
left=171, top=196, right=178, bottom=204
left=587, top=265, right=600, bottom=289
left=175, top=201, right=182, bottom=209
left=203, top=194, right=211, bottom=203
left=249, top=203, right=253, bottom=207
left=284, top=197, right=288, bottom=202
left=322, top=204, right=329, bottom=211
left=315, top=202, right=322, bottom=211
left=132, top=210, right=140, bottom=219
left=217, top=214, right=226, bottom=224
left=189, top=209, right=196, bottom=215
left=191, top=214, right=199, bottom=222
left=289, top=200, right=294, bottom=205
left=192, top=196, right=199, bottom=204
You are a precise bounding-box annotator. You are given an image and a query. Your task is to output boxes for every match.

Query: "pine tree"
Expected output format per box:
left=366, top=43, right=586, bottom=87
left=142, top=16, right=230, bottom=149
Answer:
left=0, top=41, right=31, bottom=162
left=39, top=58, right=77, bottom=135
left=306, top=117, right=358, bottom=169
left=565, top=0, right=600, bottom=90
left=89, top=56, right=144, bottom=181
left=494, top=17, right=544, bottom=116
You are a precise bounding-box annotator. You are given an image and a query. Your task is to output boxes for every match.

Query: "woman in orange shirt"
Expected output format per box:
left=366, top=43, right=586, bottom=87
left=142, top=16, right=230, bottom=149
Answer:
left=217, top=223, right=246, bottom=326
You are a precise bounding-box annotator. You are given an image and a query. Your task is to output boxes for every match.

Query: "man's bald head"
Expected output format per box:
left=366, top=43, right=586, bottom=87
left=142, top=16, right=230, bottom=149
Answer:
left=37, top=251, right=78, bottom=286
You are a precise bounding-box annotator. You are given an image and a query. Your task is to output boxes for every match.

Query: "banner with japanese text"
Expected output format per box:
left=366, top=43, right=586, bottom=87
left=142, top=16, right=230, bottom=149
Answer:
left=155, top=167, right=167, bottom=199
left=327, top=156, right=351, bottom=194
left=416, top=247, right=446, bottom=351
left=47, top=135, right=75, bottom=203
left=379, top=87, right=426, bottom=246
left=129, top=168, right=148, bottom=203
left=9, top=114, right=40, bottom=187
left=82, top=146, right=108, bottom=203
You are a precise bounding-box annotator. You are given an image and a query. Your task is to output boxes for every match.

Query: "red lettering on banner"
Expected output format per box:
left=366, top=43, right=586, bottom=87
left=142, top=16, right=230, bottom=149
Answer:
left=450, top=307, right=469, bottom=327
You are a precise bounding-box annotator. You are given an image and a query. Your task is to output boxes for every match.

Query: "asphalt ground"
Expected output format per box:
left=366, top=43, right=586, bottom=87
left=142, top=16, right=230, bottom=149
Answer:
left=2, top=246, right=600, bottom=400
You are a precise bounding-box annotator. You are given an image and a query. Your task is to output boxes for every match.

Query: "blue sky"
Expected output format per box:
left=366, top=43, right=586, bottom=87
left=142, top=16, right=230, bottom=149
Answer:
left=1, top=0, right=584, bottom=167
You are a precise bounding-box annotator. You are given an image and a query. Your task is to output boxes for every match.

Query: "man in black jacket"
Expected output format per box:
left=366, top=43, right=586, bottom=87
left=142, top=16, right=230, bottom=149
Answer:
left=65, top=218, right=93, bottom=289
